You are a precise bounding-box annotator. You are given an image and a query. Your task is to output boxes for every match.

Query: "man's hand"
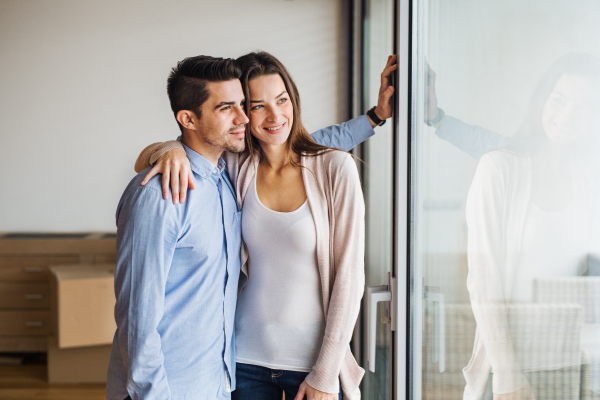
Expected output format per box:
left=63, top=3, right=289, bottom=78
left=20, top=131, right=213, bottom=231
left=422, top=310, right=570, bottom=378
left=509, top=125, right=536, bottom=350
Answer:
left=370, top=54, right=398, bottom=126
left=294, top=381, right=338, bottom=400
left=493, top=384, right=536, bottom=400
left=141, top=148, right=195, bottom=204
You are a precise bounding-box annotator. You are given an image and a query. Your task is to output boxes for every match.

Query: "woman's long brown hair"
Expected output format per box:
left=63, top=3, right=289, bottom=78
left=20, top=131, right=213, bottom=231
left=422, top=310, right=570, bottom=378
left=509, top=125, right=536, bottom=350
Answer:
left=236, top=51, right=335, bottom=166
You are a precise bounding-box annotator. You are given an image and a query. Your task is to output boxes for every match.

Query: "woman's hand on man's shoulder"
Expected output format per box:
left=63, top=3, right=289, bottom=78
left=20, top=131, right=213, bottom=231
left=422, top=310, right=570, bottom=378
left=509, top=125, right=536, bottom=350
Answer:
left=141, top=148, right=195, bottom=204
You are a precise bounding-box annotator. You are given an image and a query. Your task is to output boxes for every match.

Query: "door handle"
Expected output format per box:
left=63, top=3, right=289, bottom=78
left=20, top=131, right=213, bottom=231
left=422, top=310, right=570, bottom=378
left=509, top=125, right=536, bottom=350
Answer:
left=367, top=285, right=391, bottom=373
left=426, top=291, right=445, bottom=373
left=366, top=273, right=397, bottom=373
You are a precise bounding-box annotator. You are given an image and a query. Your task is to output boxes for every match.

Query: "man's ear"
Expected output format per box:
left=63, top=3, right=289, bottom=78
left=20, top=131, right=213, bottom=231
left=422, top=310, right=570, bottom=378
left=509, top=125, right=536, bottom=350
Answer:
left=176, top=110, right=198, bottom=130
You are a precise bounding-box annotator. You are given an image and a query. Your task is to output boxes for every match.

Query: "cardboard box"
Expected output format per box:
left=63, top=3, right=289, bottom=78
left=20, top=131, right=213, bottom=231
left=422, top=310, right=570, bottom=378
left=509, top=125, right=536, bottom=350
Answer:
left=47, top=335, right=112, bottom=383
left=48, top=263, right=116, bottom=383
left=50, top=264, right=116, bottom=348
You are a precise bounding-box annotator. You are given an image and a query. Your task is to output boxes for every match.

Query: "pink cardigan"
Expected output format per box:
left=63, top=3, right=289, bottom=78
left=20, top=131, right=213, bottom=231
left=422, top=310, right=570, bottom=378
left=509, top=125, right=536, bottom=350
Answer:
left=138, top=142, right=366, bottom=399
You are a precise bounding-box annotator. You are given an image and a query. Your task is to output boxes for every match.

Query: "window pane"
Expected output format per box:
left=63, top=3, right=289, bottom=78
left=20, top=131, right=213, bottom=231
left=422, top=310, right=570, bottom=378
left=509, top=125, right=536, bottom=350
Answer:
left=410, top=1, right=600, bottom=400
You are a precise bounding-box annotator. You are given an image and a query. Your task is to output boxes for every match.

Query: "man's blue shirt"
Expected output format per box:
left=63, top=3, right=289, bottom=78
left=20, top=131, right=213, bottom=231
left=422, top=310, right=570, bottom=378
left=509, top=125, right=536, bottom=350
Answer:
left=107, top=144, right=241, bottom=400
left=106, top=115, right=374, bottom=400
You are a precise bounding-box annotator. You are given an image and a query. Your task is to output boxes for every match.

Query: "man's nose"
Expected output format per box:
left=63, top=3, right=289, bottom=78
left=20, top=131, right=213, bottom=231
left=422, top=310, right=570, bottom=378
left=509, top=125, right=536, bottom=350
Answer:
left=234, top=106, right=249, bottom=125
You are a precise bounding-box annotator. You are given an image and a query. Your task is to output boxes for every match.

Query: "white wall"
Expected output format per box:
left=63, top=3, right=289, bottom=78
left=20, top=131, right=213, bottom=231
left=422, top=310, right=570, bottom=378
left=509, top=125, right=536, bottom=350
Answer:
left=0, top=0, right=349, bottom=232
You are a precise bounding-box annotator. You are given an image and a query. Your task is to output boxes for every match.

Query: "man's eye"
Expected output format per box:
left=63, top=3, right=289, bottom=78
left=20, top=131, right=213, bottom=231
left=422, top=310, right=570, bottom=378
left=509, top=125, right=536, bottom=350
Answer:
left=221, top=106, right=231, bottom=111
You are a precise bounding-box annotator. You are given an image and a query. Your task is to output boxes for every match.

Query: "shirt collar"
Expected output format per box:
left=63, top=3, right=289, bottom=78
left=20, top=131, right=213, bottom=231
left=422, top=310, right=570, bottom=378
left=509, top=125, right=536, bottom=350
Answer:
left=181, top=142, right=226, bottom=180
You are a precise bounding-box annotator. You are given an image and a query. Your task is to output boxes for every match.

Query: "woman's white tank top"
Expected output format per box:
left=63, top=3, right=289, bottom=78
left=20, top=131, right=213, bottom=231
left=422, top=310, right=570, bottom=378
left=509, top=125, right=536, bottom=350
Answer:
left=513, top=178, right=591, bottom=303
left=235, top=174, right=325, bottom=372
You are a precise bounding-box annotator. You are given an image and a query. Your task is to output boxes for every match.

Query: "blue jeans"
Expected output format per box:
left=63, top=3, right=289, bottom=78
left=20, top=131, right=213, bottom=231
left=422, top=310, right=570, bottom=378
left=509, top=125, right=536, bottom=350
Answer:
left=232, top=362, right=342, bottom=400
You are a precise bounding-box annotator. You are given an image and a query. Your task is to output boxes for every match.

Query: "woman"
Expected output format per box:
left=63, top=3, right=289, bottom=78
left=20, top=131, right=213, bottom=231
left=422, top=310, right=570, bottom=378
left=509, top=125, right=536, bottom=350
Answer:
left=134, top=52, right=397, bottom=400
left=460, top=53, right=600, bottom=400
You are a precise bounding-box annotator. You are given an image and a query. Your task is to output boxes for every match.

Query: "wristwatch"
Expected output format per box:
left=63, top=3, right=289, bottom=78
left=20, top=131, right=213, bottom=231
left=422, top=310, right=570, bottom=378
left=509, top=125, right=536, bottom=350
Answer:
left=425, top=107, right=445, bottom=126
left=367, top=106, right=386, bottom=127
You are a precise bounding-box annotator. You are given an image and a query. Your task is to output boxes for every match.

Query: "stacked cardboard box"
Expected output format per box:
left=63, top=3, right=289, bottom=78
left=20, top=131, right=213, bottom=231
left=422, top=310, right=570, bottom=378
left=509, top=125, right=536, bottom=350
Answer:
left=48, top=263, right=116, bottom=383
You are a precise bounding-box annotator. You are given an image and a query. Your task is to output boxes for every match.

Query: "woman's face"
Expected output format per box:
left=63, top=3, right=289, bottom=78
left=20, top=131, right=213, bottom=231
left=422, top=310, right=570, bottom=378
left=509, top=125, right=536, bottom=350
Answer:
left=248, top=74, right=294, bottom=148
left=541, top=74, right=599, bottom=146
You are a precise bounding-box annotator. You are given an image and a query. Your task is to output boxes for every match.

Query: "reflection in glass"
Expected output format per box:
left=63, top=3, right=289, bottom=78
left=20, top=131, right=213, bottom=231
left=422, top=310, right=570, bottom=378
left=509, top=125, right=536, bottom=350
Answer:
left=463, top=53, right=600, bottom=400
left=411, top=2, right=600, bottom=400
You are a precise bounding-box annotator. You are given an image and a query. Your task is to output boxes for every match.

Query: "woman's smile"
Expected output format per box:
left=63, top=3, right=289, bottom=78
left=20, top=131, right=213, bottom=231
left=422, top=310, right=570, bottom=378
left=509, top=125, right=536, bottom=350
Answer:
left=262, top=122, right=286, bottom=134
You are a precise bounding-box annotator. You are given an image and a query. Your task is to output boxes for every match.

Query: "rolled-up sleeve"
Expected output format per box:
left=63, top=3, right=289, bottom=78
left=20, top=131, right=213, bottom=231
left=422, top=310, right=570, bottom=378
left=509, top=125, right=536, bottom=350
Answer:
left=114, top=186, right=180, bottom=400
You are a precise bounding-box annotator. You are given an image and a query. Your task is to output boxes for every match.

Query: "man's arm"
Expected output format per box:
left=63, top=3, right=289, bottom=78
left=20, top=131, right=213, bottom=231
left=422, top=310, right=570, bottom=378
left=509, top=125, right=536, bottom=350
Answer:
left=425, top=63, right=509, bottom=159
left=311, top=55, right=397, bottom=150
left=435, top=115, right=509, bottom=159
left=309, top=115, right=375, bottom=151
left=114, top=184, right=179, bottom=400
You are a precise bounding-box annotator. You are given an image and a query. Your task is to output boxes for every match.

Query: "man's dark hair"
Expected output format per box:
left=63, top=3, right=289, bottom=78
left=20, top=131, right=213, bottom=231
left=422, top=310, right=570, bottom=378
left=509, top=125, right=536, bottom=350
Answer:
left=167, top=55, right=241, bottom=132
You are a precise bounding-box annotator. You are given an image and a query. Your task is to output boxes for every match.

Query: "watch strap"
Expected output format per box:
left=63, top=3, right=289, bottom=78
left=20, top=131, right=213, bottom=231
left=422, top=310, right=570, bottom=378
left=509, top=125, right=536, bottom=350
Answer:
left=425, top=107, right=445, bottom=126
left=367, top=106, right=386, bottom=126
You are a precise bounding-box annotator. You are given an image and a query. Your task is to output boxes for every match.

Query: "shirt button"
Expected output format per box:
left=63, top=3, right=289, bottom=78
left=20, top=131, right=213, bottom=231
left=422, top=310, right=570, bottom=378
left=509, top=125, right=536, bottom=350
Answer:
left=226, top=289, right=229, bottom=294
left=227, top=324, right=230, bottom=328
left=225, top=221, right=227, bottom=225
left=213, top=169, right=217, bottom=174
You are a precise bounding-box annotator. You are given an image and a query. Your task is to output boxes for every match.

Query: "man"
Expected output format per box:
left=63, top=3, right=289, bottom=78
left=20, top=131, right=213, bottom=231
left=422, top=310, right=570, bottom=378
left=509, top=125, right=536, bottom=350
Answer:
left=107, top=56, right=247, bottom=400
left=107, top=54, right=395, bottom=400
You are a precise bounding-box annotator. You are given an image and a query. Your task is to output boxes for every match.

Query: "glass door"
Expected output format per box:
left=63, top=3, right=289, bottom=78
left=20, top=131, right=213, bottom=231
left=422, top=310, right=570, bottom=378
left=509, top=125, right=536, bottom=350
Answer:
left=359, top=1, right=600, bottom=399
left=407, top=1, right=600, bottom=400
left=359, top=0, right=396, bottom=399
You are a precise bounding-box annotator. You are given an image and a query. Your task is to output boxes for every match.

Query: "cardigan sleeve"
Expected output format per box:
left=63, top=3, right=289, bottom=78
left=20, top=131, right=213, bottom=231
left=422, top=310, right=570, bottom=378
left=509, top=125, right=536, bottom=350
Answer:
left=305, top=153, right=366, bottom=394
left=465, top=153, right=528, bottom=394
left=134, top=140, right=185, bottom=173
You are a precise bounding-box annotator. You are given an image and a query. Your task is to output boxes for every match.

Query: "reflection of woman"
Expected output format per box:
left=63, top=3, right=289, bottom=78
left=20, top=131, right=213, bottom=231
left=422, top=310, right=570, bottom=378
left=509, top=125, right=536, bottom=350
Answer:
left=134, top=53, right=396, bottom=400
left=431, top=54, right=600, bottom=400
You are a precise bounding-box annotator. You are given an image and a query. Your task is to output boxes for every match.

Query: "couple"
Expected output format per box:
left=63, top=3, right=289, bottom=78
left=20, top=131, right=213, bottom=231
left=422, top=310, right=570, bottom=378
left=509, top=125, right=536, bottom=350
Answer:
left=107, top=51, right=397, bottom=400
